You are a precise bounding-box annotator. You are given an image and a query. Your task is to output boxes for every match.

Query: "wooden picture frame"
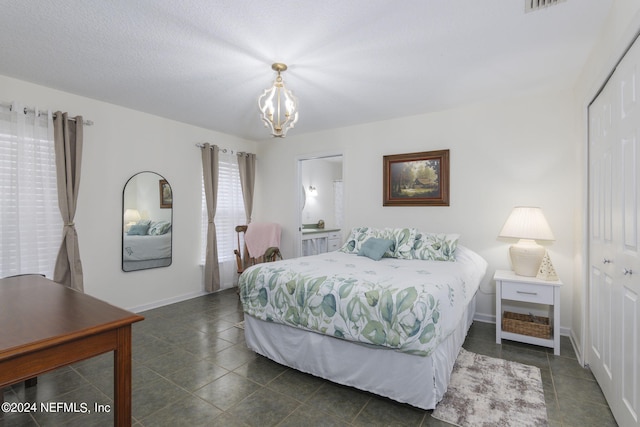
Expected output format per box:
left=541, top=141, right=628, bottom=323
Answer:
left=159, top=179, right=172, bottom=208
left=383, top=149, right=449, bottom=206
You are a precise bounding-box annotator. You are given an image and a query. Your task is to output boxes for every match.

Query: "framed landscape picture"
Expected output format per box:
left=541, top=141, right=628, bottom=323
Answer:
left=159, top=179, right=173, bottom=208
left=383, top=149, right=449, bottom=206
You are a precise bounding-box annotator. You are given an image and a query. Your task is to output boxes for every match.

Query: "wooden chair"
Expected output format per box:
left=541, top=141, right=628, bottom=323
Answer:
left=234, top=225, right=282, bottom=274
left=234, top=225, right=249, bottom=274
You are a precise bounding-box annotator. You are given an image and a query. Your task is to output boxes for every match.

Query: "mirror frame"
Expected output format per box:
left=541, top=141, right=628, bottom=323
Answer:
left=122, top=171, right=173, bottom=272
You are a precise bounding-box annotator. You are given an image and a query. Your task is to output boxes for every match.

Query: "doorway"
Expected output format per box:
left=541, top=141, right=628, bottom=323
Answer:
left=296, top=154, right=344, bottom=257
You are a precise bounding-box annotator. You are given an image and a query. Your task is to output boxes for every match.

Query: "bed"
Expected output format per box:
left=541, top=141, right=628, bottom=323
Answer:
left=238, top=227, right=487, bottom=409
left=122, top=231, right=172, bottom=271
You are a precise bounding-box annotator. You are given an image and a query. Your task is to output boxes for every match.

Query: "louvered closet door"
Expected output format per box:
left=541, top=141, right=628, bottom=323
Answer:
left=589, top=34, right=640, bottom=427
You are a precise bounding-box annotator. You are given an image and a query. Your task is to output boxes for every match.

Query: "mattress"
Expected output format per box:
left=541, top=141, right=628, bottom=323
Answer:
left=239, top=245, right=487, bottom=356
left=123, top=232, right=172, bottom=261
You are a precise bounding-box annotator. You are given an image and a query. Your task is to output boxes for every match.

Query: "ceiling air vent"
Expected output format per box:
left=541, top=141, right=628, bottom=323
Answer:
left=525, top=0, right=566, bottom=13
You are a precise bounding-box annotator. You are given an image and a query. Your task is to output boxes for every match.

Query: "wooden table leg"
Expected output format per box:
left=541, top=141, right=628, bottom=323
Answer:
left=1, top=378, right=36, bottom=402
left=114, top=325, right=133, bottom=427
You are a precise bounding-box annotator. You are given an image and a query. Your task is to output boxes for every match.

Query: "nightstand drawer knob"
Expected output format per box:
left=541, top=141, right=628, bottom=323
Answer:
left=624, top=268, right=633, bottom=275
left=517, top=291, right=538, bottom=296
left=603, top=258, right=612, bottom=264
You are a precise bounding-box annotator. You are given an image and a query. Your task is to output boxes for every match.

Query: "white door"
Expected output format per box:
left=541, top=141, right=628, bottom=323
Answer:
left=589, top=34, right=640, bottom=427
left=589, top=72, right=616, bottom=405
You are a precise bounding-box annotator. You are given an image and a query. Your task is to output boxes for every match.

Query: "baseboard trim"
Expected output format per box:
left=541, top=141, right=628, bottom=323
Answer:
left=128, top=290, right=208, bottom=313
left=570, top=329, right=584, bottom=366
left=473, top=312, right=495, bottom=324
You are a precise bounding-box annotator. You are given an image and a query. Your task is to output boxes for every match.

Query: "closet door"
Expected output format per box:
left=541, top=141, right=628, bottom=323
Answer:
left=616, top=39, right=640, bottom=427
left=589, top=35, right=640, bottom=427
left=588, top=76, right=616, bottom=405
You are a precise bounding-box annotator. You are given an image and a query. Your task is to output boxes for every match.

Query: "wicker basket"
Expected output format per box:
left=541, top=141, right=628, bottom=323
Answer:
left=502, top=311, right=552, bottom=339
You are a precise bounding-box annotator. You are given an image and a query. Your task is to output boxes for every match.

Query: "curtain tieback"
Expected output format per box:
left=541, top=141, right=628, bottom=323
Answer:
left=65, top=222, right=75, bottom=227
left=208, top=219, right=214, bottom=224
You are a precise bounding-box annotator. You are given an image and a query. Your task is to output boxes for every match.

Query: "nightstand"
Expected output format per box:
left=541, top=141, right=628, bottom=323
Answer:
left=494, top=269, right=562, bottom=355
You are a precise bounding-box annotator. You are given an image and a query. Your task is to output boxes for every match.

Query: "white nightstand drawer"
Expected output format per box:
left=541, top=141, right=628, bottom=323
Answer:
left=501, top=281, right=554, bottom=304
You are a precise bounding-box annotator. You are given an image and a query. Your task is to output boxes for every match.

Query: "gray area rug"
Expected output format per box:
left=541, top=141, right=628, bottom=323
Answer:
left=432, top=348, right=548, bottom=427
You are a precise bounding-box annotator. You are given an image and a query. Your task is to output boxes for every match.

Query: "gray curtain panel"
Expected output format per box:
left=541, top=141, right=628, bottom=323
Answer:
left=201, top=143, right=220, bottom=292
left=237, top=152, right=256, bottom=268
left=53, top=112, right=84, bottom=291
left=237, top=152, right=256, bottom=223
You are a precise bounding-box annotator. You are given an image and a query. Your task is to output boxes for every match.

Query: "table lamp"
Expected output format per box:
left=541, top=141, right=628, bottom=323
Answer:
left=498, top=206, right=555, bottom=277
left=123, top=209, right=141, bottom=232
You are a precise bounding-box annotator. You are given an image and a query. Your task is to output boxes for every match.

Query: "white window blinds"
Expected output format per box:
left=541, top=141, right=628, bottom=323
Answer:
left=201, top=150, right=246, bottom=287
left=0, top=103, right=62, bottom=278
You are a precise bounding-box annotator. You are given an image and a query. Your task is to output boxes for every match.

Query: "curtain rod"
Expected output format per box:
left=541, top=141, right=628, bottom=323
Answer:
left=0, top=102, right=94, bottom=126
left=195, top=143, right=254, bottom=156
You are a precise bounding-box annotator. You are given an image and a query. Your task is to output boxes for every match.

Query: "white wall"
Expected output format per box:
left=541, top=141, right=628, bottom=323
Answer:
left=255, top=88, right=581, bottom=331
left=572, top=1, right=640, bottom=361
left=0, top=74, right=256, bottom=311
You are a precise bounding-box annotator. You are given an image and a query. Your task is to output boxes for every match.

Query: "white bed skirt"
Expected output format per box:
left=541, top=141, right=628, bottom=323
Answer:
left=244, top=292, right=476, bottom=410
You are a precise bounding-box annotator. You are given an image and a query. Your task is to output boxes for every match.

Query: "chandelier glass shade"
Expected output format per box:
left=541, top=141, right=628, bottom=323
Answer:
left=258, top=63, right=299, bottom=138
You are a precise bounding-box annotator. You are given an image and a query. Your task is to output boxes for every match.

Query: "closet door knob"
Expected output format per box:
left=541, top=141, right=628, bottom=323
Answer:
left=603, top=258, right=612, bottom=264
left=623, top=268, right=633, bottom=275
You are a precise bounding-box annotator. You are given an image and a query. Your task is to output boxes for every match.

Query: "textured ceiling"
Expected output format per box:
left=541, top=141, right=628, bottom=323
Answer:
left=0, top=1, right=612, bottom=141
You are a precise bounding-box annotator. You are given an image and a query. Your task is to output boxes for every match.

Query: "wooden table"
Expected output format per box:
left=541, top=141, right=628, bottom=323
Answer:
left=0, top=275, right=144, bottom=426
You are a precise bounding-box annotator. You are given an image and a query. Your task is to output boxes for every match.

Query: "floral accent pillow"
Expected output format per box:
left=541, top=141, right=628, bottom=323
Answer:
left=339, top=227, right=418, bottom=259
left=411, top=232, right=459, bottom=261
left=339, top=227, right=382, bottom=254
left=383, top=227, right=418, bottom=259
left=149, top=220, right=172, bottom=235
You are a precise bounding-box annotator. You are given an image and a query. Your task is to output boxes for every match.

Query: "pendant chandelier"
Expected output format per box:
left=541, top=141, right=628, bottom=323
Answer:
left=258, top=63, right=299, bottom=138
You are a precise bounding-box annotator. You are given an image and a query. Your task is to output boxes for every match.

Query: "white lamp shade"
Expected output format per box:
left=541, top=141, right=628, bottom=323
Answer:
left=499, top=206, right=554, bottom=277
left=498, top=206, right=555, bottom=241
left=123, top=209, right=141, bottom=224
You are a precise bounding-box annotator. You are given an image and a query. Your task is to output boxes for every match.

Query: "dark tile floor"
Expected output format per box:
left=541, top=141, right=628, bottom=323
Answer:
left=1, top=288, right=617, bottom=426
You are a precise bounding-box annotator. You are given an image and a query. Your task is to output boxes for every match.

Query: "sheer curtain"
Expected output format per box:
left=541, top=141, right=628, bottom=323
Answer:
left=201, top=148, right=245, bottom=289
left=334, top=179, right=344, bottom=228
left=0, top=102, right=62, bottom=278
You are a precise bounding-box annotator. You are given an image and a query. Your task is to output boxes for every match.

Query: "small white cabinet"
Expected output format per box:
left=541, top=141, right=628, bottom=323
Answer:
left=494, top=269, right=562, bottom=355
left=302, top=230, right=341, bottom=256
left=327, top=231, right=341, bottom=251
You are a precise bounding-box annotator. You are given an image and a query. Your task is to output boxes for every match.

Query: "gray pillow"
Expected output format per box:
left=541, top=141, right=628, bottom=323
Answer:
left=127, top=223, right=150, bottom=235
left=358, top=238, right=394, bottom=261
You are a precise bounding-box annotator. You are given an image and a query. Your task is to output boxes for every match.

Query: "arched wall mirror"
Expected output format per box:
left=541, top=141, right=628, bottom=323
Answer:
left=122, top=171, right=173, bottom=272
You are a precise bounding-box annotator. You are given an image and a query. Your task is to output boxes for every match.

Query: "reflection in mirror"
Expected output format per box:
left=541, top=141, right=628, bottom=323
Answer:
left=301, top=156, right=343, bottom=227
left=122, top=171, right=172, bottom=272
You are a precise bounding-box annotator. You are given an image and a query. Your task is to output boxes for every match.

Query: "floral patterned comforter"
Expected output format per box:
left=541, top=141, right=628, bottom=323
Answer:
left=239, top=249, right=487, bottom=356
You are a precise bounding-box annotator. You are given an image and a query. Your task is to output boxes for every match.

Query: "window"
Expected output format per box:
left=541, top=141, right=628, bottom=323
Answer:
left=201, top=150, right=246, bottom=287
left=0, top=104, right=61, bottom=278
